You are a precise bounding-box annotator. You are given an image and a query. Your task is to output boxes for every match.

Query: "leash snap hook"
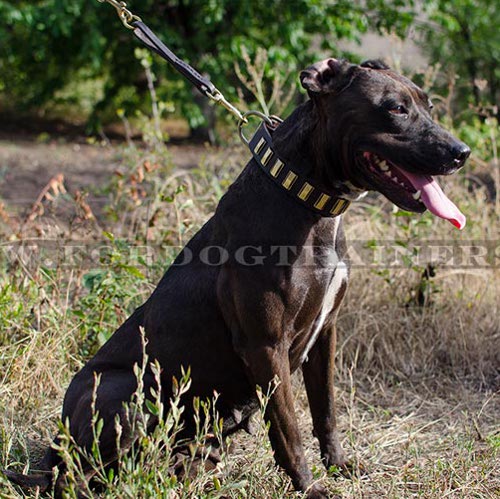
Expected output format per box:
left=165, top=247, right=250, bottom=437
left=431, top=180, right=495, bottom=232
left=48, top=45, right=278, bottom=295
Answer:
left=206, top=88, right=248, bottom=125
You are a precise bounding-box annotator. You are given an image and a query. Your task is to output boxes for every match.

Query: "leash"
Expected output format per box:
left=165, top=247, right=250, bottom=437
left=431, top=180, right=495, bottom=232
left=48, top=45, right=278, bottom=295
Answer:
left=97, top=0, right=248, bottom=126
left=97, top=0, right=351, bottom=218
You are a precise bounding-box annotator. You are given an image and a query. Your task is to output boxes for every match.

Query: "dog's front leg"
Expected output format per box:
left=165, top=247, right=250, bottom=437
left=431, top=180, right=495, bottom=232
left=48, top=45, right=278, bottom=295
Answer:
left=302, top=325, right=347, bottom=470
left=242, top=344, right=328, bottom=499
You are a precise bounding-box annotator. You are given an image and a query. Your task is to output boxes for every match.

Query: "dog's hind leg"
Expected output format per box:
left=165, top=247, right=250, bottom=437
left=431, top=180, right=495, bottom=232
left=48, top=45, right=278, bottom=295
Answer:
left=52, top=412, right=144, bottom=499
left=52, top=370, right=157, bottom=497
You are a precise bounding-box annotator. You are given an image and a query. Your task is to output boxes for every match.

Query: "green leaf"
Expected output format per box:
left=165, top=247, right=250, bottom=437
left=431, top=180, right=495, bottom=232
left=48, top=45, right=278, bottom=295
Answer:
left=120, top=265, right=145, bottom=279
left=145, top=399, right=159, bottom=416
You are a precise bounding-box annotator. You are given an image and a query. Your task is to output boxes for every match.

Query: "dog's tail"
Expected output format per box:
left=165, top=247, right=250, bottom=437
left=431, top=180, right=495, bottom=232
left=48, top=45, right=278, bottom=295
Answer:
left=2, top=468, right=53, bottom=492
left=3, top=442, right=60, bottom=493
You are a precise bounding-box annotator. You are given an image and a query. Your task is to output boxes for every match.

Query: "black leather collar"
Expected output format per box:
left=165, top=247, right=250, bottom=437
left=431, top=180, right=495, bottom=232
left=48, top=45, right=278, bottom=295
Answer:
left=248, top=122, right=351, bottom=217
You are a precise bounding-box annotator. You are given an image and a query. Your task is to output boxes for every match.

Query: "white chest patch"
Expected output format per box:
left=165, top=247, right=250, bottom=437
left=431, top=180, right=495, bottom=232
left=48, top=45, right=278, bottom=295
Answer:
left=301, top=219, right=348, bottom=364
left=301, top=261, right=348, bottom=364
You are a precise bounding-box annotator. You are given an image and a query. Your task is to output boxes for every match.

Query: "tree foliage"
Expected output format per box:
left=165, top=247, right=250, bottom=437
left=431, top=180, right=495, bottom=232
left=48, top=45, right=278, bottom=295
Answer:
left=421, top=0, right=499, bottom=118
left=0, top=0, right=416, bottom=129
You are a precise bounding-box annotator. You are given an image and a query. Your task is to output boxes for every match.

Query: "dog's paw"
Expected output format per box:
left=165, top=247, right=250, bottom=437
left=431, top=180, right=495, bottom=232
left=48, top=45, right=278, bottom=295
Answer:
left=321, top=444, right=348, bottom=470
left=305, top=482, right=331, bottom=499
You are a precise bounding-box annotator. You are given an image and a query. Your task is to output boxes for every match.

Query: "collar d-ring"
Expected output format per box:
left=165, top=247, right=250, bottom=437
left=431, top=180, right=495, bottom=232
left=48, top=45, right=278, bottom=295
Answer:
left=239, top=111, right=282, bottom=146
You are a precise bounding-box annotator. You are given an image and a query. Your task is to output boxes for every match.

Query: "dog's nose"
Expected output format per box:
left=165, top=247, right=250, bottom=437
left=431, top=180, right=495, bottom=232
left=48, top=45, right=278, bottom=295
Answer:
left=452, top=143, right=471, bottom=167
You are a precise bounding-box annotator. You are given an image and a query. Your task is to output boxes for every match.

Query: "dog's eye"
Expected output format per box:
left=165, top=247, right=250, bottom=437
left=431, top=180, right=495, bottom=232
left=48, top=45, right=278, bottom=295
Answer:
left=389, top=104, right=408, bottom=116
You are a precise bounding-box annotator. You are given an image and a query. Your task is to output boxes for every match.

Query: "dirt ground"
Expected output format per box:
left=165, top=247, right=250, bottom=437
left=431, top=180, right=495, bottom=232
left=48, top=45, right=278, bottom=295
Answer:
left=0, top=134, right=206, bottom=215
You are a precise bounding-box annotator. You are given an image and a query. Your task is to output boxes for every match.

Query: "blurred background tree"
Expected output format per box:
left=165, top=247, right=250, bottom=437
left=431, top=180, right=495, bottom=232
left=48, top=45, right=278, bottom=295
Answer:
left=0, top=1, right=497, bottom=138
left=421, top=0, right=499, bottom=119
left=0, top=0, right=416, bottom=137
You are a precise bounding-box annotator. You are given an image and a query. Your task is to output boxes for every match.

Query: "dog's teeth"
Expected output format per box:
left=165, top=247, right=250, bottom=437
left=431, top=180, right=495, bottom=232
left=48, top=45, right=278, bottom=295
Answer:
left=379, top=161, right=389, bottom=171
left=384, top=171, right=392, bottom=177
left=412, top=190, right=421, bottom=200
left=400, top=182, right=406, bottom=187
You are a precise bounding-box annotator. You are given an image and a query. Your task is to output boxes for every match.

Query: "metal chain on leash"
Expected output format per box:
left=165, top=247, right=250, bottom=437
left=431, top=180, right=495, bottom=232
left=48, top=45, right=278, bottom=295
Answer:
left=97, top=0, right=141, bottom=29
left=97, top=0, right=280, bottom=132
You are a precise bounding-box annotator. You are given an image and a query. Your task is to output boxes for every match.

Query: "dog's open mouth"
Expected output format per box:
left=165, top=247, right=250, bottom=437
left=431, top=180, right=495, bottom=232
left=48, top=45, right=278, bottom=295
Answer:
left=361, top=152, right=466, bottom=230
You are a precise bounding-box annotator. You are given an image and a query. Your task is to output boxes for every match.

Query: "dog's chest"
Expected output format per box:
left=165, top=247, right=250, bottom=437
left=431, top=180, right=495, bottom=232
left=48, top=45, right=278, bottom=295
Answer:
left=298, top=219, right=348, bottom=363
left=299, top=258, right=347, bottom=364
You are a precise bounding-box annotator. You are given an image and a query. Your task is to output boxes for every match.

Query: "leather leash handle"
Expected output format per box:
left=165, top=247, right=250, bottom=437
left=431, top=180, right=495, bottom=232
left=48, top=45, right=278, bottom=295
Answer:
left=132, top=20, right=216, bottom=97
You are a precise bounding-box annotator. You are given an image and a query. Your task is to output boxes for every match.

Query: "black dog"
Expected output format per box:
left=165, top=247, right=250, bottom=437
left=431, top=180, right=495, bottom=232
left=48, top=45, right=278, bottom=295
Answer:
left=5, top=58, right=469, bottom=498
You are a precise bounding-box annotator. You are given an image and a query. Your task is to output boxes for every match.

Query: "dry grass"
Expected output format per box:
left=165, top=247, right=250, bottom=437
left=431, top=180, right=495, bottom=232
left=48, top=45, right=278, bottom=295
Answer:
left=0, top=130, right=498, bottom=498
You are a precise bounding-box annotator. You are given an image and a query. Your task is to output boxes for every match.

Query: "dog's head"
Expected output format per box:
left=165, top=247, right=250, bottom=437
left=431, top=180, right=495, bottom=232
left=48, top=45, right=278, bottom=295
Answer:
left=300, top=58, right=470, bottom=229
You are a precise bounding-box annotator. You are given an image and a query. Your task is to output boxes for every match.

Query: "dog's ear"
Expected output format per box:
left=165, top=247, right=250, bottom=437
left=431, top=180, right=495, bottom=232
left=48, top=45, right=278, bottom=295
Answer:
left=360, top=59, right=390, bottom=70
left=300, top=58, right=343, bottom=94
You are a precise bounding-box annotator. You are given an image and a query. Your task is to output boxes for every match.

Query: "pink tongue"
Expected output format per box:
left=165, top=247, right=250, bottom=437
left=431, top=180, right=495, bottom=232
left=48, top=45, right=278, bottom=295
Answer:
left=397, top=169, right=466, bottom=230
